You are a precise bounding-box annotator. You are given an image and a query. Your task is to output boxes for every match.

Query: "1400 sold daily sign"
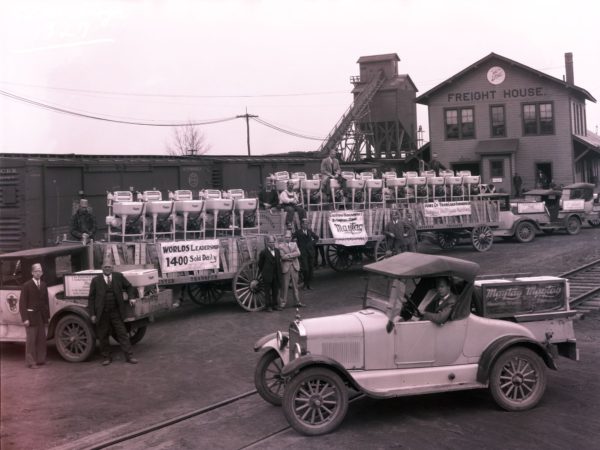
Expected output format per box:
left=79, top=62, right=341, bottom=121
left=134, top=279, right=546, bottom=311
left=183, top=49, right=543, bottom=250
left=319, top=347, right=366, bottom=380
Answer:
left=158, top=240, right=220, bottom=273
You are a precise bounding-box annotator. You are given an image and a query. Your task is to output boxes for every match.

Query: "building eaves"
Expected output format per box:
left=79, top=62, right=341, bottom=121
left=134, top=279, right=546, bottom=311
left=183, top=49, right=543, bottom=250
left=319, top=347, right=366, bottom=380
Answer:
left=415, top=52, right=596, bottom=104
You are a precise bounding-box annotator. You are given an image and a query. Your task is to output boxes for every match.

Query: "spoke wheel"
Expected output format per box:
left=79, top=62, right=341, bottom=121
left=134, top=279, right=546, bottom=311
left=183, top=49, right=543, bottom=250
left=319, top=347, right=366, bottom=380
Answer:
left=566, top=216, right=581, bottom=235
left=283, top=367, right=348, bottom=436
left=55, top=314, right=95, bottom=362
left=233, top=260, right=265, bottom=311
left=489, top=347, right=546, bottom=411
left=437, top=232, right=459, bottom=249
left=471, top=225, right=494, bottom=252
left=255, top=351, right=285, bottom=406
left=188, top=283, right=224, bottom=306
left=326, top=245, right=353, bottom=272
left=374, top=238, right=391, bottom=261
left=514, top=221, right=536, bottom=243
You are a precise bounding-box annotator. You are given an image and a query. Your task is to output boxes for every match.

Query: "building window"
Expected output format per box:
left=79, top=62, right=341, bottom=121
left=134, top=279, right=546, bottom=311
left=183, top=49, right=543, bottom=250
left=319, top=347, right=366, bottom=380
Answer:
left=523, top=102, right=554, bottom=135
left=445, top=107, right=474, bottom=139
left=490, top=105, right=506, bottom=137
left=490, top=160, right=504, bottom=178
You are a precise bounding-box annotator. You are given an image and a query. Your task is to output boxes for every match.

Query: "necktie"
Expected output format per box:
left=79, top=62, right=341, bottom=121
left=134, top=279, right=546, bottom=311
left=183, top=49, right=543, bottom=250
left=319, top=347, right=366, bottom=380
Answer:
left=106, top=275, right=111, bottom=285
left=35, top=279, right=40, bottom=288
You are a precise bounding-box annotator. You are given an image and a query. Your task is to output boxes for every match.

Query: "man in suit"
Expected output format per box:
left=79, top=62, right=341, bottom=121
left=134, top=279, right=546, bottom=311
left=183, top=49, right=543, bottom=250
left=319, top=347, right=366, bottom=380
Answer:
left=278, top=229, right=305, bottom=308
left=403, top=213, right=419, bottom=253
left=293, top=218, right=319, bottom=290
left=258, top=236, right=282, bottom=312
left=320, top=148, right=342, bottom=200
left=384, top=210, right=407, bottom=255
left=419, top=277, right=457, bottom=325
left=88, top=259, right=138, bottom=365
left=19, top=263, right=50, bottom=368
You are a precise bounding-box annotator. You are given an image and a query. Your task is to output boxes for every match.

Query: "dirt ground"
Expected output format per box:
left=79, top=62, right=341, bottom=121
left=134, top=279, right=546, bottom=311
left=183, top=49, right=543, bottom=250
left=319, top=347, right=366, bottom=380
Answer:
left=1, top=227, right=599, bottom=450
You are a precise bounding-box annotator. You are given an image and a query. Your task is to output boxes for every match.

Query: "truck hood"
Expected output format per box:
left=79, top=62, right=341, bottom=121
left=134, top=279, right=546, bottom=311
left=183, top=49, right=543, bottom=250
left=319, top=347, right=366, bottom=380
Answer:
left=301, top=312, right=366, bottom=369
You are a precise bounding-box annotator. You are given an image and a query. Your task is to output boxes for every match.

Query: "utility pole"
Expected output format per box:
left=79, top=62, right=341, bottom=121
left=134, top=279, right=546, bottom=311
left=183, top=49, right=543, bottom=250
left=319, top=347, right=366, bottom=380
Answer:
left=236, top=109, right=258, bottom=156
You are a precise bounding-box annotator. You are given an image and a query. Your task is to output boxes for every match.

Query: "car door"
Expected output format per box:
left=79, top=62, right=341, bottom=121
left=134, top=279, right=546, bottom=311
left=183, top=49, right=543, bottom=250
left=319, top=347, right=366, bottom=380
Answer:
left=394, top=317, right=468, bottom=367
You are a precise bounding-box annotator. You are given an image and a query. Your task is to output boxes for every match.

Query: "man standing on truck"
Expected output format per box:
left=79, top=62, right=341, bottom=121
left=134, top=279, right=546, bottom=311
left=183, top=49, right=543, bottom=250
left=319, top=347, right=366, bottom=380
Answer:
left=88, top=259, right=138, bottom=365
left=19, top=263, right=50, bottom=368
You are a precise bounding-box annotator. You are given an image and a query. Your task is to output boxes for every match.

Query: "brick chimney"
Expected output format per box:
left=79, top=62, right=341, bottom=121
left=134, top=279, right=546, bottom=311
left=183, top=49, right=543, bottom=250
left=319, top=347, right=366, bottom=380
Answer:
left=565, top=52, right=574, bottom=85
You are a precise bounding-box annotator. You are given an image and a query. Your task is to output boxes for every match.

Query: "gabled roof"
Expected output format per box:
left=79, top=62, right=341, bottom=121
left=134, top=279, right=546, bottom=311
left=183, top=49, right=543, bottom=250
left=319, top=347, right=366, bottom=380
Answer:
left=416, top=52, right=596, bottom=104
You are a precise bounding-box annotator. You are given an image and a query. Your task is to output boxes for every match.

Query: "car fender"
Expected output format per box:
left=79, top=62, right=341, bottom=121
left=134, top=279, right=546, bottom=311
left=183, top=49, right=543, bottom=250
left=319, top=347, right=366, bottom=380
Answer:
left=47, top=305, right=92, bottom=340
left=280, top=354, right=361, bottom=391
left=254, top=332, right=289, bottom=360
left=510, top=218, right=541, bottom=234
left=477, top=335, right=557, bottom=383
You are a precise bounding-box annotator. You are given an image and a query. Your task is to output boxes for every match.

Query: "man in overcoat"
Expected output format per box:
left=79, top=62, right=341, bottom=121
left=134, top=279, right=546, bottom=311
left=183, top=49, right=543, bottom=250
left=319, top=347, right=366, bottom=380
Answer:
left=293, top=218, right=319, bottom=290
left=19, top=263, right=50, bottom=368
left=88, top=259, right=138, bottom=365
left=258, top=236, right=282, bottom=312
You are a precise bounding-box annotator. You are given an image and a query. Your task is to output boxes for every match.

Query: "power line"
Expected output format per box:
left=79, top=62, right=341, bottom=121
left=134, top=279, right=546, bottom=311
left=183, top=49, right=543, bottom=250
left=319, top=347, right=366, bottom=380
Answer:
left=252, top=117, right=325, bottom=140
left=0, top=89, right=238, bottom=127
left=0, top=80, right=347, bottom=99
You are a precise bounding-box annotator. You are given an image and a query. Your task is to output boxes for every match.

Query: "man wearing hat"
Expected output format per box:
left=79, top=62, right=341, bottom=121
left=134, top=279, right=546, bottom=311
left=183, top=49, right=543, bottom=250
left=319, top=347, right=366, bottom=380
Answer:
left=258, top=236, right=282, bottom=312
left=294, top=218, right=319, bottom=290
left=88, top=259, right=138, bottom=365
left=70, top=198, right=97, bottom=242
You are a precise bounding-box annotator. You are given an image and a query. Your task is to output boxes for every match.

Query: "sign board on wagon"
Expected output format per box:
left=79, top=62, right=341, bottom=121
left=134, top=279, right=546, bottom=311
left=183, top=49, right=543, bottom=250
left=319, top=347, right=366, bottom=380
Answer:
left=423, top=201, right=472, bottom=218
left=158, top=240, right=220, bottom=273
left=328, top=211, right=368, bottom=246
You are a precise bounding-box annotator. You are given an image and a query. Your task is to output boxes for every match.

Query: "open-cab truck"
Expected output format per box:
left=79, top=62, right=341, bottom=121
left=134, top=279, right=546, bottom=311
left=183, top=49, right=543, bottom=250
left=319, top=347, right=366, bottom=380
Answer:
left=0, top=243, right=173, bottom=362
left=254, top=253, right=579, bottom=435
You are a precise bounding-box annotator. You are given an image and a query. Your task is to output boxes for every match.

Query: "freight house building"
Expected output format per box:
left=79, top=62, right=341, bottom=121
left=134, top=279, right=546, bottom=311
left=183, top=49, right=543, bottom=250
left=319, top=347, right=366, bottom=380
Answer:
left=416, top=52, right=599, bottom=194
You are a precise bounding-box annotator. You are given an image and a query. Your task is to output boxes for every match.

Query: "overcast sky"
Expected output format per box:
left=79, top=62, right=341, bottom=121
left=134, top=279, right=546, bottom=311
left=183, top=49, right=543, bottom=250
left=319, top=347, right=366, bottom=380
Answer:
left=1, top=0, right=598, bottom=156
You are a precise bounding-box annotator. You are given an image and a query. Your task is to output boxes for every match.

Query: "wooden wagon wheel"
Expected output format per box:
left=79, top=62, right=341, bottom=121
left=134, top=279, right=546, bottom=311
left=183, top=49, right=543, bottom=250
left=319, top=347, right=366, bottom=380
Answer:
left=188, top=282, right=224, bottom=306
left=326, top=245, right=353, bottom=272
left=471, top=225, right=494, bottom=252
left=232, top=260, right=265, bottom=311
left=373, top=238, right=391, bottom=261
left=437, top=232, right=459, bottom=249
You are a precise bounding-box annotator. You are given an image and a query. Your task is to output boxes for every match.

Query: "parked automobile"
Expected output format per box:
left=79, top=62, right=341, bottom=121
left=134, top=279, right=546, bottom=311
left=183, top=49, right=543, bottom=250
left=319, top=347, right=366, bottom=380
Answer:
left=254, top=253, right=578, bottom=435
left=488, top=187, right=587, bottom=243
left=560, top=182, right=600, bottom=227
left=0, top=243, right=173, bottom=362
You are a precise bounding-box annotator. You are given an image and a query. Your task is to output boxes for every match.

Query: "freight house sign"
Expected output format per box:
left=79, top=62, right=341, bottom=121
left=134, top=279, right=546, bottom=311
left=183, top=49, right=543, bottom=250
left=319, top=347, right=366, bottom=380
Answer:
left=446, top=65, right=545, bottom=102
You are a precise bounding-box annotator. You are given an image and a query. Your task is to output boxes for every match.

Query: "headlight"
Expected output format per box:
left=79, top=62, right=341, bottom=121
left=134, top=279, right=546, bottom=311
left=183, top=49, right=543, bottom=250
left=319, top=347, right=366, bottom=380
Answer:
left=276, top=331, right=289, bottom=350
left=292, top=343, right=303, bottom=360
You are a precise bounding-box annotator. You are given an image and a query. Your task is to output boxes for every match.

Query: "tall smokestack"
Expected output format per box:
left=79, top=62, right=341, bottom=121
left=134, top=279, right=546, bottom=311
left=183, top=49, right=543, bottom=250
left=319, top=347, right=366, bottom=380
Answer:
left=565, top=52, right=574, bottom=85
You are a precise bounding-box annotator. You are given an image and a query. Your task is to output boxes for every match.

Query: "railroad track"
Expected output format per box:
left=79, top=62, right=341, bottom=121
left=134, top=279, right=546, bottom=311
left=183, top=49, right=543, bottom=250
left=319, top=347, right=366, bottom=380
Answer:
left=560, top=258, right=600, bottom=310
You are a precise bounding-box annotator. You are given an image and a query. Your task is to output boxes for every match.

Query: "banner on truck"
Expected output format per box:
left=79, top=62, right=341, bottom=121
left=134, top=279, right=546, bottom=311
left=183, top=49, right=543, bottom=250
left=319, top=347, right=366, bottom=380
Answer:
left=423, top=201, right=472, bottom=218
left=158, top=240, right=220, bottom=273
left=328, top=211, right=368, bottom=246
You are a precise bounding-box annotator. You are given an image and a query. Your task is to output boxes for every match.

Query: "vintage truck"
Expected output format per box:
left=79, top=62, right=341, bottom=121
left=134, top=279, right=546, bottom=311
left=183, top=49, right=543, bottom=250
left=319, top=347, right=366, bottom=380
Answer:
left=0, top=243, right=173, bottom=362
left=254, top=252, right=578, bottom=435
left=485, top=184, right=598, bottom=242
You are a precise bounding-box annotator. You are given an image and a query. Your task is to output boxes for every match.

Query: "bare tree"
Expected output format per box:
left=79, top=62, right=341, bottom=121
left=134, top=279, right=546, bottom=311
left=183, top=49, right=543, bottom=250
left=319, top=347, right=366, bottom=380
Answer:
left=166, top=121, right=211, bottom=156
